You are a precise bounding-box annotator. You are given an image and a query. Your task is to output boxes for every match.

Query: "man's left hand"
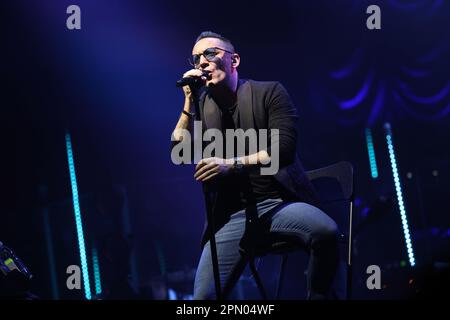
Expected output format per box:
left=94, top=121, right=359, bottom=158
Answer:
left=194, top=157, right=234, bottom=182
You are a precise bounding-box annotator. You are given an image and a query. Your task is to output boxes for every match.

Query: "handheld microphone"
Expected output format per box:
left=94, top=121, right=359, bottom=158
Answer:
left=176, top=71, right=210, bottom=88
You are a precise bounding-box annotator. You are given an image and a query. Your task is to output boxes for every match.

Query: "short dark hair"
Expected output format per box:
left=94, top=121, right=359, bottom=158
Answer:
left=195, top=31, right=235, bottom=52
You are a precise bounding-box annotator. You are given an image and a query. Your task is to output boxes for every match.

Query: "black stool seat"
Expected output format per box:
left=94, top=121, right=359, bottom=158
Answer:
left=241, top=161, right=354, bottom=300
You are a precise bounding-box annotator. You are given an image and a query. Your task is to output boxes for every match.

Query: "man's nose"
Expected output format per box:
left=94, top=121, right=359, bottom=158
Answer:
left=198, top=55, right=209, bottom=69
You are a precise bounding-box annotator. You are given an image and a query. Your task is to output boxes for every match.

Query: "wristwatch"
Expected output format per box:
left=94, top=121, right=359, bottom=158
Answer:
left=232, top=157, right=244, bottom=173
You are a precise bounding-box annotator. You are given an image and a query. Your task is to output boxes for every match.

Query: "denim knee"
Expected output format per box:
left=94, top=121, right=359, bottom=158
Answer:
left=312, top=219, right=339, bottom=249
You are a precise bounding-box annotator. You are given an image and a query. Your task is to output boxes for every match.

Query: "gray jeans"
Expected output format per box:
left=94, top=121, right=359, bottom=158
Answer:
left=193, top=198, right=339, bottom=300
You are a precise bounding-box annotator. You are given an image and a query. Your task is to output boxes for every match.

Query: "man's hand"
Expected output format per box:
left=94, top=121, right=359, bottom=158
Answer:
left=181, top=69, right=208, bottom=99
left=194, top=157, right=234, bottom=182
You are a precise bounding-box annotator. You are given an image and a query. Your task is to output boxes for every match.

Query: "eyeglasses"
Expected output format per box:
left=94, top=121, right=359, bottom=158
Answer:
left=190, top=47, right=234, bottom=67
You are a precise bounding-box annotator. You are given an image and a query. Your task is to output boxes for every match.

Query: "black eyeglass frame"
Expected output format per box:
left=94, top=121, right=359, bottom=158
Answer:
left=190, top=47, right=234, bottom=67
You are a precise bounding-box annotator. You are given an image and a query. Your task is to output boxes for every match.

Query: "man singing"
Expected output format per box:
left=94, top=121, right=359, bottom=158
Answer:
left=171, top=31, right=339, bottom=300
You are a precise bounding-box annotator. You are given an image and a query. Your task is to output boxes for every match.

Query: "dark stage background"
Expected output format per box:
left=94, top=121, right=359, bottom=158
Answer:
left=1, top=0, right=449, bottom=299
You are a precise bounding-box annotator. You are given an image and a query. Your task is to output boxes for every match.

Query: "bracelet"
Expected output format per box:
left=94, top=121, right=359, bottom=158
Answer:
left=182, top=110, right=196, bottom=118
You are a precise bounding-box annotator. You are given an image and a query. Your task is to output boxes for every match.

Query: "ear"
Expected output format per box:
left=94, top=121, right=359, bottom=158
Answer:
left=231, top=53, right=240, bottom=69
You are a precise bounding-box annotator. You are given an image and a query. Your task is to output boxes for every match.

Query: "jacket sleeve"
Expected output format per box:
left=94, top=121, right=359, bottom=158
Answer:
left=265, top=82, right=299, bottom=168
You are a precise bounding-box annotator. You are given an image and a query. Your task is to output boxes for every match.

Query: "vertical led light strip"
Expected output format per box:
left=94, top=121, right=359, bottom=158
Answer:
left=365, top=128, right=379, bottom=178
left=92, top=247, right=102, bottom=295
left=65, top=133, right=92, bottom=299
left=384, top=123, right=416, bottom=267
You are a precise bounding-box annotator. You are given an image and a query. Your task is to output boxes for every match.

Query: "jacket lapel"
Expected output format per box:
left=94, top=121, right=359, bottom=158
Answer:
left=203, top=93, right=222, bottom=131
left=236, top=79, right=255, bottom=132
left=202, top=79, right=255, bottom=132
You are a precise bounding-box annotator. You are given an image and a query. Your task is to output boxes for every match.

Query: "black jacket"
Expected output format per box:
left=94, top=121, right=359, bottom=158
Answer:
left=197, top=79, right=317, bottom=246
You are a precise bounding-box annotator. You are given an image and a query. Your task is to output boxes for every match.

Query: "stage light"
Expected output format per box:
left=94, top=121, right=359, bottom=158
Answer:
left=365, top=128, right=379, bottom=178
left=384, top=123, right=416, bottom=267
left=65, top=133, right=92, bottom=300
left=168, top=289, right=177, bottom=300
left=92, top=247, right=102, bottom=296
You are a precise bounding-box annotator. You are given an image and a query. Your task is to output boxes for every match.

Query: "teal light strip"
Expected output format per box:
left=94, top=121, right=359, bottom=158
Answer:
left=365, top=128, right=379, bottom=178
left=65, top=133, right=92, bottom=299
left=92, top=247, right=102, bottom=295
left=384, top=123, right=415, bottom=267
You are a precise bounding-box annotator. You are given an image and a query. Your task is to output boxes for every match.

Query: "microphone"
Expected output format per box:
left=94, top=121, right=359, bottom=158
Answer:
left=176, top=71, right=210, bottom=88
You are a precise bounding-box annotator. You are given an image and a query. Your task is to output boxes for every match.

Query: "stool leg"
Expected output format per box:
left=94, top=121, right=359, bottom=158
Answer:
left=346, top=264, right=352, bottom=300
left=276, top=254, right=288, bottom=299
left=249, top=258, right=268, bottom=300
